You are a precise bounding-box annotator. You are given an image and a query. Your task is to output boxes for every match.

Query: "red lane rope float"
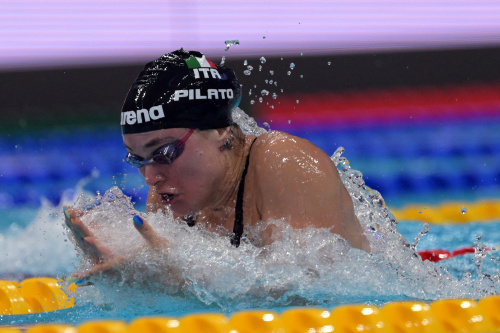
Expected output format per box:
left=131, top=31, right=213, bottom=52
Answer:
left=255, top=83, right=500, bottom=127
left=418, top=246, right=495, bottom=262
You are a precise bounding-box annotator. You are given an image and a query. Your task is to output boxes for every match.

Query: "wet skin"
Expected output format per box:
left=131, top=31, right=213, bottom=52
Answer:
left=66, top=127, right=370, bottom=279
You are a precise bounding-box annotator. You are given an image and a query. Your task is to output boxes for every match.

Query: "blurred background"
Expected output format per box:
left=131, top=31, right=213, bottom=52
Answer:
left=1, top=0, right=499, bottom=210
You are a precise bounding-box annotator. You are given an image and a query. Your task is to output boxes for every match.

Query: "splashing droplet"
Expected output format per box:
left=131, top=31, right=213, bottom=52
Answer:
left=247, top=65, right=253, bottom=71
left=243, top=70, right=251, bottom=75
left=290, top=63, right=295, bottom=70
left=260, top=57, right=267, bottom=64
left=224, top=39, right=240, bottom=51
left=461, top=207, right=467, bottom=214
left=261, top=90, right=269, bottom=96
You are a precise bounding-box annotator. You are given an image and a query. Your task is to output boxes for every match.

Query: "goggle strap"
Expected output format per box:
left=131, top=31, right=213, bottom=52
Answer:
left=177, top=128, right=195, bottom=148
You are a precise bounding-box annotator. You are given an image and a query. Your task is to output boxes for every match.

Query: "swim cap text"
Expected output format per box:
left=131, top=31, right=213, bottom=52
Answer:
left=121, top=105, right=165, bottom=125
left=174, top=89, right=234, bottom=101
left=192, top=68, right=221, bottom=79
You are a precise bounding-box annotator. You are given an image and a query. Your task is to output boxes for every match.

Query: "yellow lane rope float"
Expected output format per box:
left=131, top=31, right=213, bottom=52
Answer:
left=391, top=199, right=500, bottom=224
left=2, top=278, right=500, bottom=332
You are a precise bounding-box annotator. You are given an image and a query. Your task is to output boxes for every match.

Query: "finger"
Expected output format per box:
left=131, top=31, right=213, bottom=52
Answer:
left=65, top=206, right=84, bottom=218
left=133, top=215, right=169, bottom=250
left=76, top=258, right=124, bottom=280
left=84, top=236, right=114, bottom=260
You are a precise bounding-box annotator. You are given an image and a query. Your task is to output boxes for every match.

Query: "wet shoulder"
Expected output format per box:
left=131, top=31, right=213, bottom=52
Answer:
left=250, top=130, right=326, bottom=164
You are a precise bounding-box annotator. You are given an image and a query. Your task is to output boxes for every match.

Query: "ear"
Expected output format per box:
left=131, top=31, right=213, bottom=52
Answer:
left=216, top=127, right=232, bottom=140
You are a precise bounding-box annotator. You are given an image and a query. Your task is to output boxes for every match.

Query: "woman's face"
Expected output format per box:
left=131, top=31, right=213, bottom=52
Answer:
left=123, top=128, right=227, bottom=215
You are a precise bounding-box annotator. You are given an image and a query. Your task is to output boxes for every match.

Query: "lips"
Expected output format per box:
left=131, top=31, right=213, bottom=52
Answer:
left=159, top=192, right=178, bottom=205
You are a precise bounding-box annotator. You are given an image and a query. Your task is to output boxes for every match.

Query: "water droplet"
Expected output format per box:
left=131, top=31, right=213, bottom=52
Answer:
left=290, top=63, right=295, bottom=70
left=220, top=56, right=226, bottom=66
left=288, top=120, right=292, bottom=124
left=259, top=65, right=262, bottom=71
left=224, top=39, right=240, bottom=51
left=243, top=60, right=248, bottom=66
left=327, top=61, right=331, bottom=65
left=263, top=36, right=266, bottom=39
left=461, top=207, right=467, bottom=214
left=261, top=89, right=269, bottom=96
left=418, top=210, right=422, bottom=214
left=263, top=122, right=270, bottom=128
left=269, top=80, right=273, bottom=85
left=248, top=89, right=252, bottom=95
left=265, top=79, right=269, bottom=84
left=287, top=71, right=291, bottom=75
left=258, top=97, right=263, bottom=103
left=247, top=65, right=253, bottom=71
left=269, top=70, right=274, bottom=75
left=300, top=52, right=303, bottom=56
left=260, top=57, right=267, bottom=64
left=300, top=74, right=303, bottom=78
left=296, top=100, right=300, bottom=104
left=270, top=105, right=274, bottom=109
left=272, top=93, right=278, bottom=99
left=243, top=70, right=251, bottom=75
left=250, top=100, right=255, bottom=105
left=274, top=81, right=278, bottom=86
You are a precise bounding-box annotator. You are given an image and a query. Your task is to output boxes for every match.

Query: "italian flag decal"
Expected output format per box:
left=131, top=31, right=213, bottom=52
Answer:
left=185, top=55, right=217, bottom=69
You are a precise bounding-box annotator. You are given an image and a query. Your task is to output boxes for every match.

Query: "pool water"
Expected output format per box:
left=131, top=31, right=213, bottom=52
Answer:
left=1, top=107, right=500, bottom=326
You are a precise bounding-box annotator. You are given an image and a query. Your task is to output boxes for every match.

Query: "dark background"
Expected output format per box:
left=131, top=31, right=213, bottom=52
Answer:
left=1, top=46, right=499, bottom=133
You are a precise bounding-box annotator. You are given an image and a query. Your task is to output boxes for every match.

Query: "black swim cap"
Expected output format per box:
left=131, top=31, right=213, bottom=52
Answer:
left=121, top=49, right=241, bottom=134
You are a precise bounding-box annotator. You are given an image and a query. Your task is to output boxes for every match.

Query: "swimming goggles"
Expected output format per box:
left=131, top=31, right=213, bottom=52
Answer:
left=125, top=129, right=195, bottom=168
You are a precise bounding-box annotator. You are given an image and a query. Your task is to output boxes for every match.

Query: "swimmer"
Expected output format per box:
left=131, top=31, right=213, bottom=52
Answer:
left=66, top=49, right=370, bottom=279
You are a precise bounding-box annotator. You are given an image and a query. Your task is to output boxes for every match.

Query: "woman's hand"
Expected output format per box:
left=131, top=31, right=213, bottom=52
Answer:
left=64, top=207, right=171, bottom=281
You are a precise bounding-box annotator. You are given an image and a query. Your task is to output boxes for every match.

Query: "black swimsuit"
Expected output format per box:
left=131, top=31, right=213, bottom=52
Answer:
left=185, top=138, right=257, bottom=248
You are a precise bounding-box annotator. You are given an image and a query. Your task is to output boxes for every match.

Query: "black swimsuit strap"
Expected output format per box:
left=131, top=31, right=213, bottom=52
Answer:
left=230, top=138, right=257, bottom=247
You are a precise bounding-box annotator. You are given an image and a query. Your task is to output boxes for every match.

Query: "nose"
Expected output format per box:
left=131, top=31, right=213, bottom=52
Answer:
left=140, top=164, right=165, bottom=186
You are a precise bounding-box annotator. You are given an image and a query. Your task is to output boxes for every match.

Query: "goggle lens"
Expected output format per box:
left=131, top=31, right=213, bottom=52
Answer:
left=125, top=129, right=194, bottom=168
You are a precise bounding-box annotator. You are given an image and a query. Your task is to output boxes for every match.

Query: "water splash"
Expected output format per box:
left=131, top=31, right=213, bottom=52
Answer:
left=3, top=109, right=499, bottom=321
left=224, top=40, right=240, bottom=51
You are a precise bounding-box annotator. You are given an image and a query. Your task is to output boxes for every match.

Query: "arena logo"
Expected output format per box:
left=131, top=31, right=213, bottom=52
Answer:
left=174, top=89, right=234, bottom=101
left=121, top=105, right=165, bottom=125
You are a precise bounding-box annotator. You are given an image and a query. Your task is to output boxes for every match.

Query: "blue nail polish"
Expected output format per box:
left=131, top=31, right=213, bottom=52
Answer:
left=133, top=215, right=143, bottom=226
left=63, top=206, right=71, bottom=219
left=83, top=199, right=102, bottom=211
left=75, top=278, right=87, bottom=286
